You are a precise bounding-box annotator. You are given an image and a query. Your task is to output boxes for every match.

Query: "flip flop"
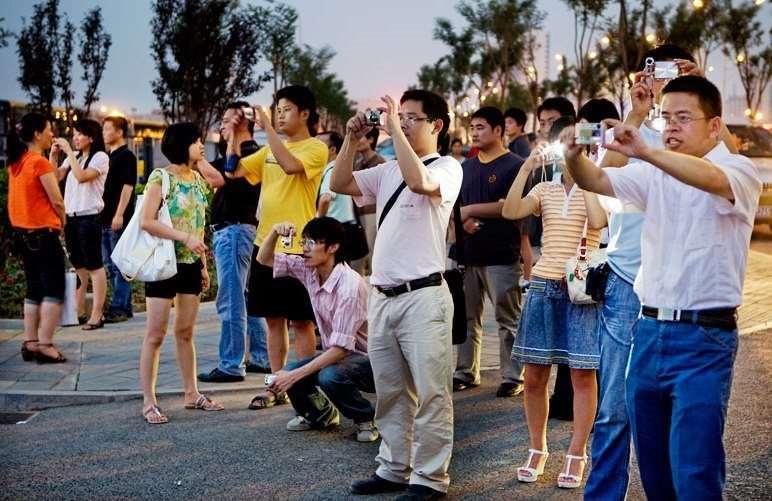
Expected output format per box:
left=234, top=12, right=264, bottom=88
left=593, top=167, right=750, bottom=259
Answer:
left=143, top=404, right=169, bottom=424
left=184, top=393, right=224, bottom=411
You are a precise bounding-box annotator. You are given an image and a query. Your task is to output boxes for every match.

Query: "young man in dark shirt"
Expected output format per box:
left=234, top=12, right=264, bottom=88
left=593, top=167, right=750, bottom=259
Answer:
left=198, top=101, right=270, bottom=382
left=101, top=116, right=137, bottom=323
left=451, top=106, right=528, bottom=398
left=504, top=107, right=531, bottom=159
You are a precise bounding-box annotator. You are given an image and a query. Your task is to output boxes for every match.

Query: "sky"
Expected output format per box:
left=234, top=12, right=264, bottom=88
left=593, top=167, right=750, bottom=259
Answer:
left=0, top=0, right=769, bottom=119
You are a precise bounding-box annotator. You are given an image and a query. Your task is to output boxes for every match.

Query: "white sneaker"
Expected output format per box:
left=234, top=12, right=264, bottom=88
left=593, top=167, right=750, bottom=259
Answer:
left=286, top=415, right=312, bottom=431
left=355, top=421, right=380, bottom=442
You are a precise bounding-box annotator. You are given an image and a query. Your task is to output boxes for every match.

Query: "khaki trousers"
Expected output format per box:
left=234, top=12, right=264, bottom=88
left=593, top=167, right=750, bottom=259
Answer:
left=369, top=283, right=455, bottom=492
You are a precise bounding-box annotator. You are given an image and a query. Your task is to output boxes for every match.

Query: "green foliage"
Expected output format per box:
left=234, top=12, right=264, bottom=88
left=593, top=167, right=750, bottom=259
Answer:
left=79, top=7, right=112, bottom=116
left=150, top=0, right=271, bottom=133
left=259, top=1, right=299, bottom=98
left=286, top=45, right=355, bottom=131
left=0, top=17, right=12, bottom=48
left=16, top=0, right=61, bottom=115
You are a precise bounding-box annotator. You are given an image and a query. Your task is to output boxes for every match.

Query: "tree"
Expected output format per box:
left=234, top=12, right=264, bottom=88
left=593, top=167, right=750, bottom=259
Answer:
left=79, top=7, right=112, bottom=116
left=285, top=45, right=355, bottom=131
left=562, top=0, right=610, bottom=105
left=16, top=0, right=63, bottom=115
left=150, top=0, right=271, bottom=133
left=0, top=18, right=12, bottom=48
left=259, top=1, right=299, bottom=101
left=651, top=0, right=724, bottom=69
left=718, top=0, right=771, bottom=123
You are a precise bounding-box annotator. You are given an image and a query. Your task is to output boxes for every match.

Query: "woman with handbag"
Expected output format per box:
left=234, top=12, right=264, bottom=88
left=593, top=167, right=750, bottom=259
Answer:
left=501, top=117, right=601, bottom=489
left=7, top=113, right=67, bottom=363
left=139, top=122, right=223, bottom=424
left=52, top=119, right=110, bottom=330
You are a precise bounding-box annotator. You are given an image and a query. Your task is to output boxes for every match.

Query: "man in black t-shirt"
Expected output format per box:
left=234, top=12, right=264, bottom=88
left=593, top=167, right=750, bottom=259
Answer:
left=450, top=107, right=528, bottom=398
left=198, top=101, right=270, bottom=383
left=101, top=116, right=137, bottom=323
left=504, top=107, right=531, bottom=159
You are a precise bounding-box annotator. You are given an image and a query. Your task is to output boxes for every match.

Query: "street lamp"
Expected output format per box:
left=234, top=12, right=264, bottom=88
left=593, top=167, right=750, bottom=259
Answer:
left=744, top=108, right=753, bottom=117
left=588, top=51, right=597, bottom=60
left=755, top=111, right=764, bottom=121
left=555, top=53, right=563, bottom=61
left=600, top=36, right=610, bottom=46
left=692, top=0, right=704, bottom=8
left=646, top=33, right=656, bottom=44
left=736, top=53, right=745, bottom=63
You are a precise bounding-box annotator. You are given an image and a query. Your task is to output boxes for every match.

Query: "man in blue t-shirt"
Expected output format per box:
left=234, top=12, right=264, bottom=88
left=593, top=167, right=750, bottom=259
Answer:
left=451, top=106, right=529, bottom=398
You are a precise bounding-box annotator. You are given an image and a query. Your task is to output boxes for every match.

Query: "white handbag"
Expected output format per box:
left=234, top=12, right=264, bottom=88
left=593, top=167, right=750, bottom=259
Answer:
left=111, top=169, right=177, bottom=282
left=60, top=269, right=79, bottom=326
left=565, top=219, right=606, bottom=305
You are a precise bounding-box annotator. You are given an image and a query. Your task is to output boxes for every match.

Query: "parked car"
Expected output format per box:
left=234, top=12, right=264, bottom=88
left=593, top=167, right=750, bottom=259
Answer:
left=727, top=124, right=772, bottom=228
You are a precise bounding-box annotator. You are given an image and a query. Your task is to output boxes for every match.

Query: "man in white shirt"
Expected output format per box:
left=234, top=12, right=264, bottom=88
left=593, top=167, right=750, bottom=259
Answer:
left=331, top=90, right=462, bottom=500
left=562, top=75, right=761, bottom=500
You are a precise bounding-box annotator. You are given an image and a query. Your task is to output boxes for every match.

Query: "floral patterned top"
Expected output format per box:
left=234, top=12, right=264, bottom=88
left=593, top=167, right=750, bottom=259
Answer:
left=146, top=168, right=209, bottom=264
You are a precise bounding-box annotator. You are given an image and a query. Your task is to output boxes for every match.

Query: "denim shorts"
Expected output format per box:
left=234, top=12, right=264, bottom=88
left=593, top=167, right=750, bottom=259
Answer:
left=512, top=276, right=600, bottom=369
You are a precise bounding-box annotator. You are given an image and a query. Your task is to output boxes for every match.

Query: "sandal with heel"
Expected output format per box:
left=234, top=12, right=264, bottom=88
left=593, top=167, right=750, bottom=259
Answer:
left=35, top=343, right=67, bottom=364
left=557, top=454, right=588, bottom=488
left=21, top=340, right=38, bottom=362
left=517, top=448, right=549, bottom=482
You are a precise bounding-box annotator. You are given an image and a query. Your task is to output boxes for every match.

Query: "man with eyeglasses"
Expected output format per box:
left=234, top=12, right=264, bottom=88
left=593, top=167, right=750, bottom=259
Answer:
left=562, top=75, right=760, bottom=500
left=255, top=217, right=378, bottom=443
left=331, top=90, right=462, bottom=500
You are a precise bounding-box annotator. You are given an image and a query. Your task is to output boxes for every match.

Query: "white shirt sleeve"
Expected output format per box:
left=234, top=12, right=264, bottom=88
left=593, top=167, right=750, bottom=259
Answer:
left=710, top=155, right=762, bottom=223
left=352, top=162, right=388, bottom=206
left=319, top=164, right=335, bottom=198
left=426, top=156, right=463, bottom=207
left=603, top=162, right=652, bottom=211
left=91, top=151, right=110, bottom=175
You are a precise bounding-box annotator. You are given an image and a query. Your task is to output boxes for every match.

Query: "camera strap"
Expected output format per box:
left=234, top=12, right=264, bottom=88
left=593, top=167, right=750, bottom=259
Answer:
left=377, top=156, right=439, bottom=229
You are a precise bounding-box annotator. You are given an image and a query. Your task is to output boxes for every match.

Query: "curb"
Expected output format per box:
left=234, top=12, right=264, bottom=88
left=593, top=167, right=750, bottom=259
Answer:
left=0, top=382, right=266, bottom=412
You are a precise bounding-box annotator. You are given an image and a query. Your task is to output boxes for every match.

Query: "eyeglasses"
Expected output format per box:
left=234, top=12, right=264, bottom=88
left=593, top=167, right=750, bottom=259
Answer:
left=300, top=238, right=324, bottom=248
left=659, top=114, right=710, bottom=126
left=398, top=114, right=433, bottom=127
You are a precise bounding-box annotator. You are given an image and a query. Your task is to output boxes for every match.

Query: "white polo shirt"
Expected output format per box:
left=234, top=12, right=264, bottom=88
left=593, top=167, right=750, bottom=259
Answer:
left=604, top=142, right=761, bottom=310
left=62, top=151, right=110, bottom=215
left=353, top=153, right=463, bottom=287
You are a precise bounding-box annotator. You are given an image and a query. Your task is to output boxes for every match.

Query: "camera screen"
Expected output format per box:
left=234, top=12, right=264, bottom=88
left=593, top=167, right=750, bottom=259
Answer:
left=654, top=61, right=678, bottom=80
left=575, top=123, right=603, bottom=145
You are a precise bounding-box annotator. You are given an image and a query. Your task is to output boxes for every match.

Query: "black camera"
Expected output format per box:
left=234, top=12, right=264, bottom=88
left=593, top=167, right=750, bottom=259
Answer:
left=364, top=109, right=381, bottom=126
left=585, top=261, right=611, bottom=302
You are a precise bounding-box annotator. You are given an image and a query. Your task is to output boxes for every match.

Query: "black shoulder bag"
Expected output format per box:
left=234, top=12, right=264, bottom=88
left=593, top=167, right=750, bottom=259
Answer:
left=377, top=157, right=467, bottom=345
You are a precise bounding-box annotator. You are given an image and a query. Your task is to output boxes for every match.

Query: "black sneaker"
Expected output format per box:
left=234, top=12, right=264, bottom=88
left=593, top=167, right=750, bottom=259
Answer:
left=245, top=362, right=271, bottom=374
left=350, top=474, right=407, bottom=495
left=452, top=377, right=479, bottom=392
left=197, top=368, right=244, bottom=383
left=394, top=484, right=446, bottom=500
left=496, top=382, right=524, bottom=398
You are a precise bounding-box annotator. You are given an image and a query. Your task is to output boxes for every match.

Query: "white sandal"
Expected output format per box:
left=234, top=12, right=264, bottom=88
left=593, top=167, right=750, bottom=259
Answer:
left=517, top=448, right=549, bottom=482
left=557, top=454, right=588, bottom=488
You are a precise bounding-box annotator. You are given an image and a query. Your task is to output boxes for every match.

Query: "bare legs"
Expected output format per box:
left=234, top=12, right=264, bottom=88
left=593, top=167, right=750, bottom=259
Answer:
left=140, top=294, right=203, bottom=408
left=521, top=363, right=598, bottom=477
left=23, top=301, right=63, bottom=357
left=265, top=317, right=316, bottom=373
left=75, top=267, right=107, bottom=324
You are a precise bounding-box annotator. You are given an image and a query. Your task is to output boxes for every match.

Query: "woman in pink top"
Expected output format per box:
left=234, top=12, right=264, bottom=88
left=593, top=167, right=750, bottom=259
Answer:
left=502, top=117, right=601, bottom=489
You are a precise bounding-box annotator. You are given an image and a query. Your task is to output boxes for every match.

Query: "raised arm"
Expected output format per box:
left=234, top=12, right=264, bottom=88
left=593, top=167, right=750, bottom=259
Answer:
left=330, top=114, right=366, bottom=196
left=560, top=125, right=616, bottom=197
left=52, top=138, right=100, bottom=183
left=195, top=158, right=225, bottom=188
left=601, top=79, right=650, bottom=168
left=258, top=106, right=306, bottom=175
left=583, top=191, right=608, bottom=230
left=501, top=151, right=540, bottom=220
left=256, top=222, right=295, bottom=268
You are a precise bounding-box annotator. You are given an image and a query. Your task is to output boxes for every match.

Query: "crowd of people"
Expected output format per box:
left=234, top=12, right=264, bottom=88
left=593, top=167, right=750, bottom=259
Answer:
left=5, top=42, right=762, bottom=500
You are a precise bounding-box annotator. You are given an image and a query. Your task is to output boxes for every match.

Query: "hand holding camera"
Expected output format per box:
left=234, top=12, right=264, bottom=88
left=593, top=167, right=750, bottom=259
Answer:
left=601, top=119, right=650, bottom=160
left=346, top=111, right=373, bottom=140
left=274, top=222, right=296, bottom=248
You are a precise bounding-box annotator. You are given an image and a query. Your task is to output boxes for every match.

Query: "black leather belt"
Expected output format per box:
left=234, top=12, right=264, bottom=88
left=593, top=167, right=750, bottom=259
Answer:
left=641, top=306, right=737, bottom=330
left=375, top=272, right=443, bottom=297
left=210, top=221, right=243, bottom=232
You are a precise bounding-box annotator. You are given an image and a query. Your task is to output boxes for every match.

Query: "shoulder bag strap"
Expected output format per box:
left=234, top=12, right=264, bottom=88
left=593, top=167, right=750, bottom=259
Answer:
left=377, top=156, right=440, bottom=229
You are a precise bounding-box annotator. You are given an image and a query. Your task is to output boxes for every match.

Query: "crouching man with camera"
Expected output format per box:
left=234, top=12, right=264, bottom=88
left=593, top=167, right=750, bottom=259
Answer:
left=256, top=217, right=378, bottom=443
left=562, top=75, right=760, bottom=499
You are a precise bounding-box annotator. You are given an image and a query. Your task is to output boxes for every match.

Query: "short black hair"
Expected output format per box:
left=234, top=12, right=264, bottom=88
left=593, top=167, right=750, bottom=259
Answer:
left=400, top=89, right=451, bottom=145
left=275, top=85, right=320, bottom=136
left=578, top=98, right=620, bottom=123
left=74, top=118, right=106, bottom=168
left=451, top=138, right=463, bottom=146
left=504, top=107, right=527, bottom=127
left=8, top=112, right=49, bottom=164
left=364, top=127, right=379, bottom=151
left=471, top=106, right=505, bottom=138
left=161, top=122, right=201, bottom=165
left=319, top=130, right=344, bottom=153
left=636, top=43, right=695, bottom=71
left=548, top=115, right=576, bottom=142
left=301, top=217, right=345, bottom=264
left=103, top=116, right=129, bottom=138
left=537, top=97, right=576, bottom=120
left=662, top=75, right=722, bottom=118
left=226, top=100, right=255, bottom=134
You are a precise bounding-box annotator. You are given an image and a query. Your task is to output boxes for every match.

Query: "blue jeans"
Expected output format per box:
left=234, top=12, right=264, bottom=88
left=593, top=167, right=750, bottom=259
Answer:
left=213, top=224, right=268, bottom=376
left=285, top=354, right=376, bottom=426
left=626, top=315, right=738, bottom=501
left=584, top=269, right=640, bottom=501
left=101, top=225, right=133, bottom=316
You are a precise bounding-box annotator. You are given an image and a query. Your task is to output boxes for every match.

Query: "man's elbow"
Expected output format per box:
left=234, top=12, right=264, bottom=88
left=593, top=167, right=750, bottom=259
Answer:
left=501, top=204, right=517, bottom=220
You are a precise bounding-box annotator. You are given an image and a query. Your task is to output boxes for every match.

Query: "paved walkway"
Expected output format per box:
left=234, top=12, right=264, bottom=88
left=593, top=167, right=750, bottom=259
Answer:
left=1, top=249, right=770, bottom=408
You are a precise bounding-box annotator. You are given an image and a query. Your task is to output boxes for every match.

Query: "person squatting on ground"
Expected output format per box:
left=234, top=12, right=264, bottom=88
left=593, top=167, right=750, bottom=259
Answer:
left=229, top=85, right=328, bottom=411
left=52, top=119, right=109, bottom=331
left=138, top=122, right=224, bottom=424
left=197, top=101, right=270, bottom=383
left=502, top=117, right=601, bottom=490
left=564, top=75, right=760, bottom=500
left=450, top=106, right=527, bottom=399
left=256, top=217, right=378, bottom=443
left=7, top=113, right=67, bottom=364
left=331, top=89, right=462, bottom=501
left=100, top=115, right=137, bottom=324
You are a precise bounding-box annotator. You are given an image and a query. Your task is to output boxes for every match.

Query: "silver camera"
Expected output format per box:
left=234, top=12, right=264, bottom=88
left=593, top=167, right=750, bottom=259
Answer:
left=264, top=374, right=276, bottom=386
left=575, top=123, right=615, bottom=145
left=364, top=109, right=381, bottom=126
left=280, top=235, right=293, bottom=248
left=653, top=61, right=678, bottom=81
left=241, top=106, right=255, bottom=122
